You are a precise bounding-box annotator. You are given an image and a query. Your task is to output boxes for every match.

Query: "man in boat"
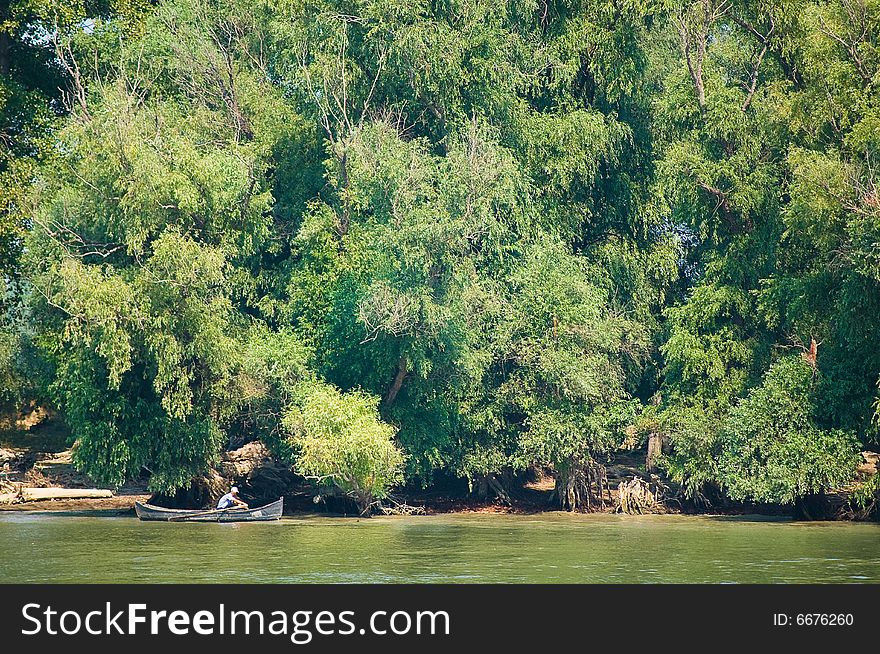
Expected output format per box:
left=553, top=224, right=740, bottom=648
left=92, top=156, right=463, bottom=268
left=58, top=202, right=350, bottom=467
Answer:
left=216, top=486, right=249, bottom=510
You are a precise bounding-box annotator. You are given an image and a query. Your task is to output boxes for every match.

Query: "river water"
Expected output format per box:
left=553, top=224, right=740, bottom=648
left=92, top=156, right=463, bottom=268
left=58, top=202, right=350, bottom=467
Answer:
left=0, top=512, right=878, bottom=583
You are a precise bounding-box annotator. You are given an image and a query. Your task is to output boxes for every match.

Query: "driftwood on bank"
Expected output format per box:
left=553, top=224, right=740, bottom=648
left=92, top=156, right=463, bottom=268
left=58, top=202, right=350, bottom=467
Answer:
left=858, top=451, right=879, bottom=477
left=0, top=447, right=22, bottom=465
left=19, top=487, right=113, bottom=502
left=377, top=497, right=426, bottom=516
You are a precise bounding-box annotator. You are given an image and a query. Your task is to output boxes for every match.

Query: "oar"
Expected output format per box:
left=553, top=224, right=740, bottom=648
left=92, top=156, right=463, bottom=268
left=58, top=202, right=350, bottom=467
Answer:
left=167, top=506, right=248, bottom=522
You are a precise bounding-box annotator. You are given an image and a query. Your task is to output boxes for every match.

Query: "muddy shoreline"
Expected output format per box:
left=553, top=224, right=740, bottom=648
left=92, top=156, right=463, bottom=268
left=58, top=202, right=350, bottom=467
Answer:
left=2, top=434, right=875, bottom=521
left=0, top=491, right=792, bottom=519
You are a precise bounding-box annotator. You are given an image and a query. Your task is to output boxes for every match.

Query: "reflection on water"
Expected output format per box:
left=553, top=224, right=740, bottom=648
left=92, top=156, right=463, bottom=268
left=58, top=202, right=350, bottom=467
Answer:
left=0, top=512, right=878, bottom=583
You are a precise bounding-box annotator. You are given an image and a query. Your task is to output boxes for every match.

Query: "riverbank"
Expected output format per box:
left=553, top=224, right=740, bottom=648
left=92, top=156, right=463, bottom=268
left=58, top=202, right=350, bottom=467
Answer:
left=0, top=442, right=152, bottom=513
left=0, top=494, right=151, bottom=513
left=3, top=419, right=877, bottom=521
left=0, top=485, right=779, bottom=518
left=0, top=458, right=871, bottom=521
left=0, top=453, right=676, bottom=517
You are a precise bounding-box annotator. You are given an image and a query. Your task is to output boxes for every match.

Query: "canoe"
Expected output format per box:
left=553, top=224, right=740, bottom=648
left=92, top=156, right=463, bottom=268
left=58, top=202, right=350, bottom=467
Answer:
left=135, top=498, right=283, bottom=522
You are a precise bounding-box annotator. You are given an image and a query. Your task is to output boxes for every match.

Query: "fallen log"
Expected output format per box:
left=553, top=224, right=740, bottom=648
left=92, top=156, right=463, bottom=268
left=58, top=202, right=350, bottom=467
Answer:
left=0, top=447, right=22, bottom=465
left=20, top=487, right=113, bottom=502
left=0, top=492, right=19, bottom=505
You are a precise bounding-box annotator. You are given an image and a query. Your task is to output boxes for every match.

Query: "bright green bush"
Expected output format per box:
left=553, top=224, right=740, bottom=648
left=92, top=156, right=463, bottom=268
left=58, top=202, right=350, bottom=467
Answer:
left=284, top=384, right=404, bottom=515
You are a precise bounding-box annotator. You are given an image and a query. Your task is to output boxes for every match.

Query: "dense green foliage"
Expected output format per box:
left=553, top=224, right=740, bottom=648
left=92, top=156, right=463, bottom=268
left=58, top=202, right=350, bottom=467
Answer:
left=716, top=356, right=859, bottom=504
left=2, top=0, right=878, bottom=510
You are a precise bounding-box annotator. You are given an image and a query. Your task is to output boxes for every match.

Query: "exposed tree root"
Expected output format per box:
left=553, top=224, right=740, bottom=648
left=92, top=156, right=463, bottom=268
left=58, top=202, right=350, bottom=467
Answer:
left=616, top=477, right=660, bottom=514
left=470, top=472, right=513, bottom=505
left=553, top=460, right=609, bottom=512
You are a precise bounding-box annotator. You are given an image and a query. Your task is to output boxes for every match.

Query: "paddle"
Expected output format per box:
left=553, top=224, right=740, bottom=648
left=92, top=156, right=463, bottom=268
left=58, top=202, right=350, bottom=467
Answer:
left=167, top=506, right=248, bottom=522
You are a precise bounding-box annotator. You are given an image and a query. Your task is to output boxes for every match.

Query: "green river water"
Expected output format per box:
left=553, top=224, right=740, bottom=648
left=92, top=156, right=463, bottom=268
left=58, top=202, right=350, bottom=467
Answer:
left=0, top=512, right=878, bottom=583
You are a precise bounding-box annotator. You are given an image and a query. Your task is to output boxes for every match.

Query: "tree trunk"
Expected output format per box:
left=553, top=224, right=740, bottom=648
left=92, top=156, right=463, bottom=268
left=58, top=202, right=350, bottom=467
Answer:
left=338, top=148, right=350, bottom=237
left=0, top=0, right=9, bottom=78
left=470, top=472, right=511, bottom=504
left=354, top=489, right=373, bottom=517
left=383, top=356, right=408, bottom=407
left=646, top=432, right=663, bottom=473
left=0, top=30, right=9, bottom=77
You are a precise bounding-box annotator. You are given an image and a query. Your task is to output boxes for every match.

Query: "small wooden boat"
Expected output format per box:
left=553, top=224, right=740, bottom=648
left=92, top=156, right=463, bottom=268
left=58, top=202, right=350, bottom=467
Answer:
left=135, top=498, right=283, bottom=522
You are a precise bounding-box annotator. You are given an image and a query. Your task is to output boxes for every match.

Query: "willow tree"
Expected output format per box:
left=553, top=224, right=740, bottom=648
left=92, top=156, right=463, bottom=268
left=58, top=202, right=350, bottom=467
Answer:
left=21, top=0, right=294, bottom=491
left=18, top=0, right=875, bottom=515
left=764, top=0, right=880, bottom=440
left=272, top=0, right=673, bottom=496
left=1, top=0, right=152, bottom=292
left=656, top=0, right=877, bottom=503
left=717, top=356, right=859, bottom=505
left=494, top=242, right=648, bottom=511
left=17, top=0, right=408, bottom=495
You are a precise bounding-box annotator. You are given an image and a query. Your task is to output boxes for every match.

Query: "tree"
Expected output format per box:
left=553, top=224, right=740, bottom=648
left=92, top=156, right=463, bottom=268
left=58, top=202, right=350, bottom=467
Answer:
left=0, top=0, right=152, bottom=291
left=655, top=0, right=876, bottom=505
left=717, top=356, right=859, bottom=504
left=283, top=383, right=404, bottom=515
left=499, top=241, right=648, bottom=511
left=20, top=0, right=287, bottom=491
